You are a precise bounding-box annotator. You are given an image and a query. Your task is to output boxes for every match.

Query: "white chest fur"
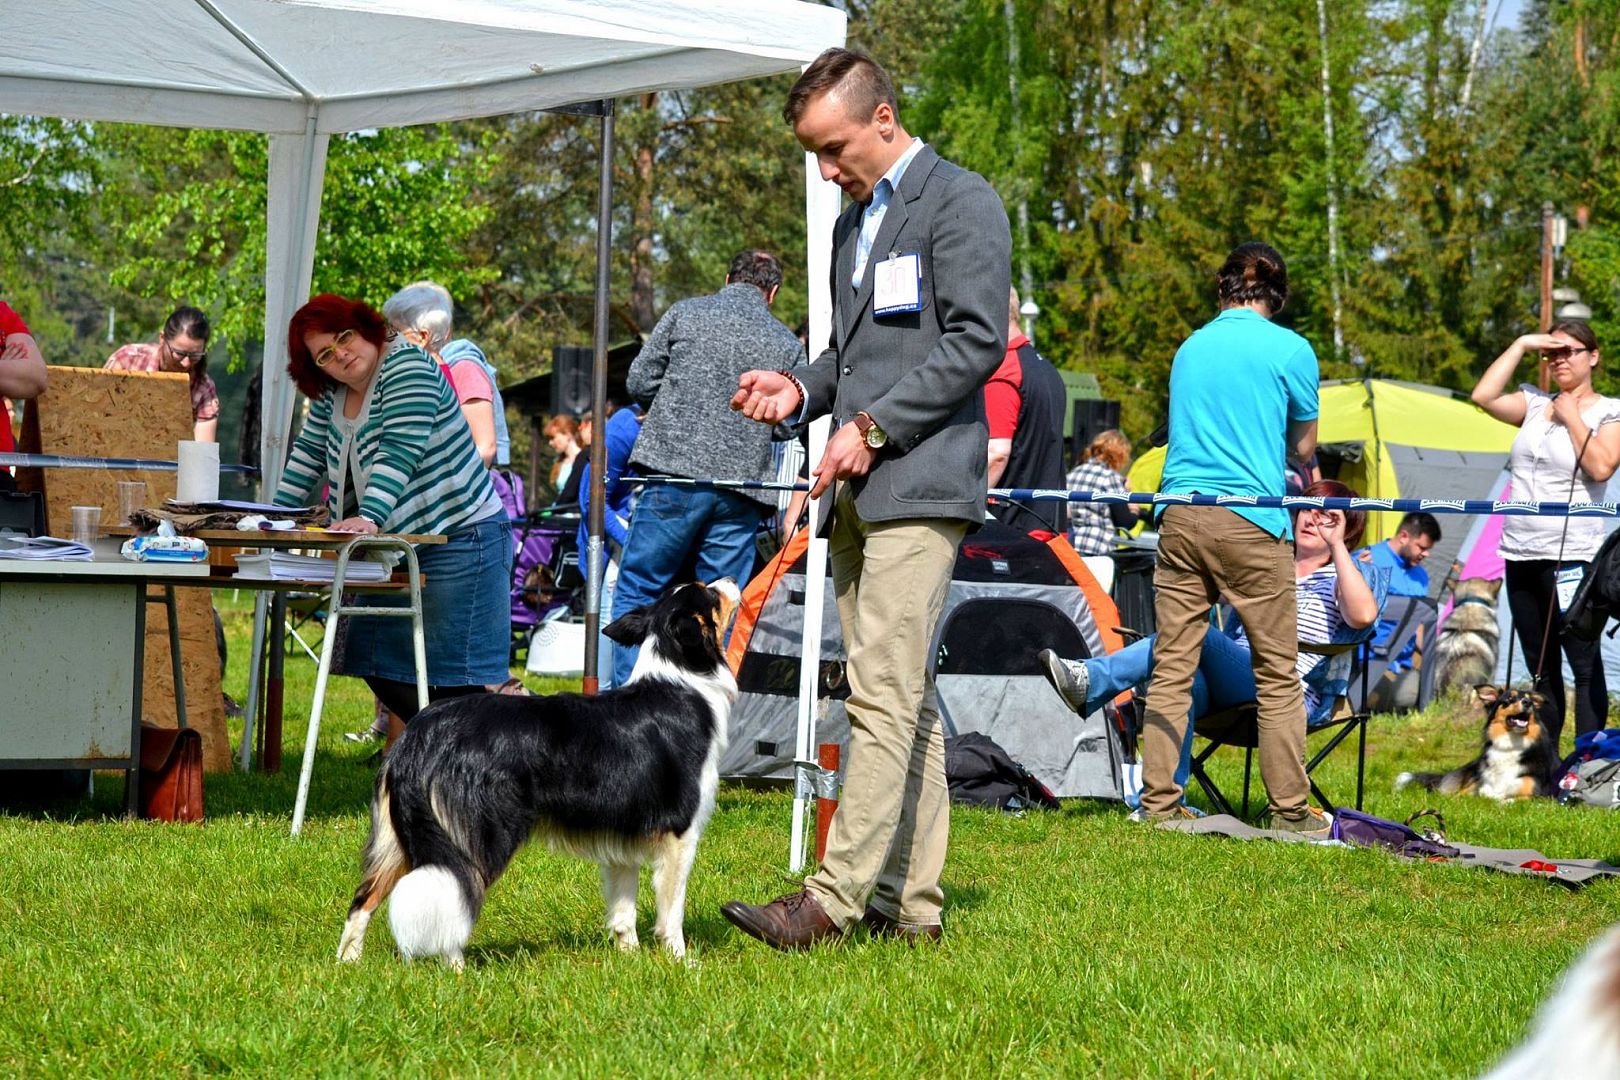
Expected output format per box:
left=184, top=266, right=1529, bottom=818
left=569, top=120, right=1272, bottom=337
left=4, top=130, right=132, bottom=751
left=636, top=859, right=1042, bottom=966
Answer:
left=1478, top=736, right=1529, bottom=801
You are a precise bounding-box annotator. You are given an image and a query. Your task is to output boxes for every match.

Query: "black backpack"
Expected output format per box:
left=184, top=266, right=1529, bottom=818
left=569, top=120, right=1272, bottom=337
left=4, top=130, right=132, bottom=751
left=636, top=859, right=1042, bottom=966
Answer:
left=1564, top=528, right=1620, bottom=641
left=944, top=732, right=1061, bottom=812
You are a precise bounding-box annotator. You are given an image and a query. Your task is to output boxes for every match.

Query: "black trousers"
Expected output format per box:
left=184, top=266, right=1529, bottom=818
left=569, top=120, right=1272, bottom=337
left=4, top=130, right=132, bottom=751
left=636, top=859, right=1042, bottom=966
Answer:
left=1504, top=558, right=1608, bottom=746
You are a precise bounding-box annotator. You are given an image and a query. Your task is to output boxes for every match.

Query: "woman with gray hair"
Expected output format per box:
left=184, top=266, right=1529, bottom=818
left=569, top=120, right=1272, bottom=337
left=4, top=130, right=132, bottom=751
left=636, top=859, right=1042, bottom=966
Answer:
left=382, top=281, right=501, bottom=467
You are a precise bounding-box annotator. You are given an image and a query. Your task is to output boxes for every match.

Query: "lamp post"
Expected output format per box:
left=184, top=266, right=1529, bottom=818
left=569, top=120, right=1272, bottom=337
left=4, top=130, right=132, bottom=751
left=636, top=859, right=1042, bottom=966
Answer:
left=1020, top=298, right=1040, bottom=343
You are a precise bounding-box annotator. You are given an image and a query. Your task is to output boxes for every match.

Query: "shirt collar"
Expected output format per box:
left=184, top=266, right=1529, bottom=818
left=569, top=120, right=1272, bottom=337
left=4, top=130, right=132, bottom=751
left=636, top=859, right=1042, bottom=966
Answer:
left=868, top=138, right=925, bottom=207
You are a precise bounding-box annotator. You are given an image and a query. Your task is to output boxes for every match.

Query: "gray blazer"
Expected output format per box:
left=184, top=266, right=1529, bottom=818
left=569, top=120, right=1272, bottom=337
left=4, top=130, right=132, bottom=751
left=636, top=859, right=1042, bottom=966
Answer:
left=798, top=144, right=1012, bottom=525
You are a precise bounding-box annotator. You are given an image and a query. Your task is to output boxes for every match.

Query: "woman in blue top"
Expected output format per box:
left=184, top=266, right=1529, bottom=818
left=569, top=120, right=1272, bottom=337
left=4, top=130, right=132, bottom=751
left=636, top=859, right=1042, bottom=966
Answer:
left=1040, top=480, right=1380, bottom=810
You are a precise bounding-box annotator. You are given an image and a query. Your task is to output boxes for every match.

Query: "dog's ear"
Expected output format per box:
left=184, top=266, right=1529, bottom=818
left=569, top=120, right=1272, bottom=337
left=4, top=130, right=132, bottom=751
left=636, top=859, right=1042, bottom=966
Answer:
left=1474, top=684, right=1501, bottom=706
left=1485, top=578, right=1502, bottom=599
left=603, top=606, right=654, bottom=646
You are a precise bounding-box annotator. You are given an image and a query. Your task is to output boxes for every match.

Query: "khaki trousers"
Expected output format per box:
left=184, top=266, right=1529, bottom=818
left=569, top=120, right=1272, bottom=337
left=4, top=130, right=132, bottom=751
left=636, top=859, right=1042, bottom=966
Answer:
left=803, top=486, right=967, bottom=928
left=1141, top=506, right=1308, bottom=818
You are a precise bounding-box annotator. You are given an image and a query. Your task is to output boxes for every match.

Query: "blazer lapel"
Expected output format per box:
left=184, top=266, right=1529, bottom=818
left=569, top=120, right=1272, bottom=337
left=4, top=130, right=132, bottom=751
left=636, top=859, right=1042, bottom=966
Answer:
left=842, top=145, right=940, bottom=347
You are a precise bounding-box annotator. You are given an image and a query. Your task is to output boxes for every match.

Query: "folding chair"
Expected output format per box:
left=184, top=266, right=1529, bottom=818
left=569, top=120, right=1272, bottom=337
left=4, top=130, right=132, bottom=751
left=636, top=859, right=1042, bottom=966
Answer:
left=282, top=590, right=329, bottom=663
left=1186, top=562, right=1391, bottom=818
left=1347, top=595, right=1440, bottom=715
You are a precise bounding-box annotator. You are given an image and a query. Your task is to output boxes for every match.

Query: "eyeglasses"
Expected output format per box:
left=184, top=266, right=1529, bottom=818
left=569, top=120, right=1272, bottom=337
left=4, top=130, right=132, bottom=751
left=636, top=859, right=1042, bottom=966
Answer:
left=313, top=329, right=356, bottom=368
left=163, top=339, right=208, bottom=363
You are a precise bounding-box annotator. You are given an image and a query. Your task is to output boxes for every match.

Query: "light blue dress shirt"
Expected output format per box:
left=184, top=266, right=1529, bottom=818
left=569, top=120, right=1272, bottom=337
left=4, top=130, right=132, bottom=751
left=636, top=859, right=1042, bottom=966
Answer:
left=852, top=138, right=926, bottom=290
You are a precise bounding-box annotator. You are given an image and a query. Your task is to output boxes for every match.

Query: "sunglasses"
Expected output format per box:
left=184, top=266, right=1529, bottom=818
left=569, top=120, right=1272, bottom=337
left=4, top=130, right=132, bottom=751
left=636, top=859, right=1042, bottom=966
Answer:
left=164, top=339, right=208, bottom=363
left=1545, top=347, right=1591, bottom=362
left=313, top=329, right=357, bottom=368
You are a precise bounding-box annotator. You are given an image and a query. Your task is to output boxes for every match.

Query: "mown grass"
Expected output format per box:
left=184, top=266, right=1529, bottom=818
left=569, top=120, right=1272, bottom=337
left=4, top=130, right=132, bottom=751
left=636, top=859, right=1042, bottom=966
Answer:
left=1, top=592, right=1617, bottom=1078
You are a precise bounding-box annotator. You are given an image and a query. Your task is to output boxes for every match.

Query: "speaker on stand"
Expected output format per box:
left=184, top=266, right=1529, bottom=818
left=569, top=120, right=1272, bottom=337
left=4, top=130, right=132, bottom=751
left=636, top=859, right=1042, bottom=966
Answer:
left=551, top=345, right=592, bottom=418
left=1070, top=398, right=1121, bottom=467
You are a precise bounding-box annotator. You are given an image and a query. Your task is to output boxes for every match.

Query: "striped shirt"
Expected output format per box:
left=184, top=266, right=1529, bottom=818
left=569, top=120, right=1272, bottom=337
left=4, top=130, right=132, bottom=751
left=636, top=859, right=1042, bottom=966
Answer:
left=1232, top=566, right=1341, bottom=720
left=274, top=337, right=501, bottom=536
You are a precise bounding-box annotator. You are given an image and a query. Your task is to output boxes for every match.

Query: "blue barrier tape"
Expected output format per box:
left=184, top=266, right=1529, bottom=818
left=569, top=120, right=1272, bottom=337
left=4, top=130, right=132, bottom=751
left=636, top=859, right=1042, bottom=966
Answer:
left=0, top=452, right=258, bottom=475
left=635, top=476, right=1620, bottom=518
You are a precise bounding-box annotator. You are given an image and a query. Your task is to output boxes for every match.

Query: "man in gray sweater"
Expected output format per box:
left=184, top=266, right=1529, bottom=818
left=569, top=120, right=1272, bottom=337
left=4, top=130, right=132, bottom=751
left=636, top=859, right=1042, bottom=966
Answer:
left=609, top=250, right=805, bottom=685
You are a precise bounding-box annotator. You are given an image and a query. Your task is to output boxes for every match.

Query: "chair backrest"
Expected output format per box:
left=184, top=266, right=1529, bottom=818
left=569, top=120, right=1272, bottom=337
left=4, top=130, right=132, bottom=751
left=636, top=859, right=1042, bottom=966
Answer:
left=1348, top=593, right=1438, bottom=713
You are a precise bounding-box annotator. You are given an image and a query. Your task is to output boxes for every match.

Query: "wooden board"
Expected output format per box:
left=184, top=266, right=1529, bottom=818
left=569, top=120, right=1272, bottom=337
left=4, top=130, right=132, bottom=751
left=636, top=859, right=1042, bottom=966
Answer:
left=19, top=366, right=230, bottom=772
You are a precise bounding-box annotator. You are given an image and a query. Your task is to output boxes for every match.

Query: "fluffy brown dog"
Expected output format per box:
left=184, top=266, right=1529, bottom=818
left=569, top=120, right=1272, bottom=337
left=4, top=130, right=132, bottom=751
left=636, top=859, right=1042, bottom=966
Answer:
left=1395, top=685, right=1558, bottom=802
left=1432, top=577, right=1502, bottom=696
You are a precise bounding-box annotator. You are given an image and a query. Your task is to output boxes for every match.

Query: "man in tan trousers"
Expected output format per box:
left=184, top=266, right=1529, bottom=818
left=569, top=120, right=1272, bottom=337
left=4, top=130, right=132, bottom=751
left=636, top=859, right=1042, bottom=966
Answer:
left=722, top=47, right=1011, bottom=947
left=1139, top=242, right=1325, bottom=831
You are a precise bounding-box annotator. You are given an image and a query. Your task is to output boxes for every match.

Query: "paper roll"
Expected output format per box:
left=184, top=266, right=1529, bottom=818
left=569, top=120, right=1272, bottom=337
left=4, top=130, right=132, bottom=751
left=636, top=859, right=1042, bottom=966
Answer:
left=176, top=440, right=220, bottom=503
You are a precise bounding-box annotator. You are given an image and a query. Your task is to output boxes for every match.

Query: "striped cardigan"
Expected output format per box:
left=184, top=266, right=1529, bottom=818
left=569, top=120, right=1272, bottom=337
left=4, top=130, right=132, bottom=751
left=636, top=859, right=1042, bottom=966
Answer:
left=274, top=338, right=501, bottom=536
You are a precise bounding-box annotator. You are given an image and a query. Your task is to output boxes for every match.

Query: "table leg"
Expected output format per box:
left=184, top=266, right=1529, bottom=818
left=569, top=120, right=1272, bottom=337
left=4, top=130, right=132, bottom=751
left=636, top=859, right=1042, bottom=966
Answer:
left=127, top=583, right=147, bottom=817
left=266, top=592, right=287, bottom=773
left=239, top=593, right=268, bottom=771
left=164, top=586, right=188, bottom=729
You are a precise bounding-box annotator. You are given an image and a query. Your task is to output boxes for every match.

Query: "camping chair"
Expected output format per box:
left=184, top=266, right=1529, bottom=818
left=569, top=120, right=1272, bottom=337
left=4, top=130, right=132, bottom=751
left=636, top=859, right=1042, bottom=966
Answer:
left=1186, top=562, right=1391, bottom=818
left=1347, top=594, right=1440, bottom=715
left=282, top=590, right=329, bottom=663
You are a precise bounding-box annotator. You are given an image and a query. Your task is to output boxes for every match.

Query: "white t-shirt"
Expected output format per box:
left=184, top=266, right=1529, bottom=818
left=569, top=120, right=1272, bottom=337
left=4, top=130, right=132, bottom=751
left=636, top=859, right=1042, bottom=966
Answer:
left=1499, top=384, right=1620, bottom=562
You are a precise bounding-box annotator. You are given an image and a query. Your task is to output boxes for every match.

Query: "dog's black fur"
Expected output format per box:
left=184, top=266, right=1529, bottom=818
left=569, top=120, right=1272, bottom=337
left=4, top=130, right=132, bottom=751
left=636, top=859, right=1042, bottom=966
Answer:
left=336, top=579, right=739, bottom=967
left=1396, top=685, right=1559, bottom=802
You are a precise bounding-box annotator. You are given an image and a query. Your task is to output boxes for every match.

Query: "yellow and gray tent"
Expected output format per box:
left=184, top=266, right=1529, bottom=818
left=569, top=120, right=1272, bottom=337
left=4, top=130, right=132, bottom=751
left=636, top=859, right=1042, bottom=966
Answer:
left=1126, top=379, right=1518, bottom=584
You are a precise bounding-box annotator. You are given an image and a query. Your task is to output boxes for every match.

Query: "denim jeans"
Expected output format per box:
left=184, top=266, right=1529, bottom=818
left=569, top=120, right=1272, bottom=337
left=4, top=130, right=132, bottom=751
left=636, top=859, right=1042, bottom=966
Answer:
left=611, top=485, right=763, bottom=686
left=1081, top=627, right=1258, bottom=806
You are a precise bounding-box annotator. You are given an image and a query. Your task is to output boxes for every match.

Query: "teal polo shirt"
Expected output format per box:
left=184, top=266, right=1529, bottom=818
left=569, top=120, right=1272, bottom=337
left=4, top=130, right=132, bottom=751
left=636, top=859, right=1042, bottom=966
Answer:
left=1159, top=308, right=1319, bottom=538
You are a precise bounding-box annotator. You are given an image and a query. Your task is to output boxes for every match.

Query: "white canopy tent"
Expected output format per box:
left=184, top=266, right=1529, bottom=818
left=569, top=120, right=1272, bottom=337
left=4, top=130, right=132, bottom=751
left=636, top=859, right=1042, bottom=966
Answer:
left=4, top=0, right=845, bottom=861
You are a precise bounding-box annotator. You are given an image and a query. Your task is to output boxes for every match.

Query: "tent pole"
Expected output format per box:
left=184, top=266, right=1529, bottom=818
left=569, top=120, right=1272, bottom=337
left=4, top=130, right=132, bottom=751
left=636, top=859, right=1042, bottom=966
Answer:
left=583, top=100, right=615, bottom=695
left=789, top=148, right=841, bottom=873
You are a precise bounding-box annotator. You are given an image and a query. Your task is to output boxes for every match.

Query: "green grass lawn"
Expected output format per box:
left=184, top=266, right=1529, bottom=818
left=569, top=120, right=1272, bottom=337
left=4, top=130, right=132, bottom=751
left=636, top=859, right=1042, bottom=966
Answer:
left=2, top=593, right=1618, bottom=1078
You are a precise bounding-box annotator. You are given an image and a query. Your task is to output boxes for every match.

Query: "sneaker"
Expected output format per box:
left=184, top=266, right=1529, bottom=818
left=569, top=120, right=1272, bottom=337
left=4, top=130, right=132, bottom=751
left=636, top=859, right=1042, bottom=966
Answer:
left=1127, top=805, right=1204, bottom=824
left=1266, top=807, right=1334, bottom=837
left=1037, top=649, right=1090, bottom=714
left=343, top=725, right=387, bottom=744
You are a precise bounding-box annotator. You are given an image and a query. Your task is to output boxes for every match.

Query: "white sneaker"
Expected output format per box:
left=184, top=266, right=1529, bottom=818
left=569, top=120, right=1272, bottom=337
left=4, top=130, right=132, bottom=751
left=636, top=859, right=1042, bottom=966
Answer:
left=1037, top=649, right=1090, bottom=714
left=343, top=726, right=386, bottom=744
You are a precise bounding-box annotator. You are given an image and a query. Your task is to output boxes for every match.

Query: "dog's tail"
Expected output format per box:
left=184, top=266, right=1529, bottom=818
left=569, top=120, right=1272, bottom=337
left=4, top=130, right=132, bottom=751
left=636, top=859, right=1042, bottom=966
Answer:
left=1394, top=770, right=1465, bottom=794
left=385, top=772, right=489, bottom=970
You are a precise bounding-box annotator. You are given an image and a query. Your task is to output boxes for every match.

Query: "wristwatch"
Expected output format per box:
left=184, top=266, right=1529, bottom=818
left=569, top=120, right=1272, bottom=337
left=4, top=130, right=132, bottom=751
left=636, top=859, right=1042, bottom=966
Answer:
left=852, top=411, right=887, bottom=450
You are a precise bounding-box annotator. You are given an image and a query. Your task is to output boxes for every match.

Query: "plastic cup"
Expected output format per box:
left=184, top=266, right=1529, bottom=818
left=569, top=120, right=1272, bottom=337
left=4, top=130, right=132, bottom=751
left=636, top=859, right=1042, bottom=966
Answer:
left=117, top=481, right=147, bottom=524
left=70, top=505, right=101, bottom=545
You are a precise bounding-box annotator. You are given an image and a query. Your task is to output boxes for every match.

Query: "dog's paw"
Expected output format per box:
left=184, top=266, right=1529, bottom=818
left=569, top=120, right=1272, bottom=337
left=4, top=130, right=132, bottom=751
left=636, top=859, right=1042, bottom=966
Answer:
left=337, top=920, right=367, bottom=963
left=1394, top=771, right=1414, bottom=791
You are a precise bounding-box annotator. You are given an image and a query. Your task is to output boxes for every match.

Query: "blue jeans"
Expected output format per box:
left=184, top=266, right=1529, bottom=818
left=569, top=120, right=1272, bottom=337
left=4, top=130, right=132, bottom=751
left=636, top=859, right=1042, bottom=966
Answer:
left=1080, top=627, right=1258, bottom=806
left=611, top=485, right=763, bottom=686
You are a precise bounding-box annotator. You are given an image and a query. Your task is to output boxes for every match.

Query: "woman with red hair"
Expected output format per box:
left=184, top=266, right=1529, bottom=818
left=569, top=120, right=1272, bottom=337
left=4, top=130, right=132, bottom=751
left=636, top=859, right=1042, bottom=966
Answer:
left=275, top=293, right=512, bottom=720
left=1038, top=479, right=1380, bottom=817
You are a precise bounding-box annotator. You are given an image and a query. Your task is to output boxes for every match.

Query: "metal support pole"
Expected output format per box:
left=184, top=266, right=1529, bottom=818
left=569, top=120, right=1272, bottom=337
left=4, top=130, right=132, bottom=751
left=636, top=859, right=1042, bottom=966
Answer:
left=1540, top=201, right=1555, bottom=391
left=583, top=100, right=615, bottom=695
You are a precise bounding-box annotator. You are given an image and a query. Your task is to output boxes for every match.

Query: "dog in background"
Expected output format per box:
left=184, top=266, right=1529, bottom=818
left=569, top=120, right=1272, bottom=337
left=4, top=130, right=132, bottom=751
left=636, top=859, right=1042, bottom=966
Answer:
left=1480, top=923, right=1620, bottom=1079
left=336, top=578, right=740, bottom=969
left=1432, top=576, right=1502, bottom=696
left=1395, top=685, right=1557, bottom=802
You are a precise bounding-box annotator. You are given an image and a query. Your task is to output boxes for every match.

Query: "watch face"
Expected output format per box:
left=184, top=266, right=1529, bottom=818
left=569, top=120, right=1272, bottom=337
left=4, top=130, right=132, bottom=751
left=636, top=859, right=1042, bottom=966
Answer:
left=865, top=427, right=886, bottom=449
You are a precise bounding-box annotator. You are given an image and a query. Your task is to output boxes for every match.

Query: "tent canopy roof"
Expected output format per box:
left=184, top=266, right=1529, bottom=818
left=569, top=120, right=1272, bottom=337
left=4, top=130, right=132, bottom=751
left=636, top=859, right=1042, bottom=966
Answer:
left=2, top=0, right=847, bottom=134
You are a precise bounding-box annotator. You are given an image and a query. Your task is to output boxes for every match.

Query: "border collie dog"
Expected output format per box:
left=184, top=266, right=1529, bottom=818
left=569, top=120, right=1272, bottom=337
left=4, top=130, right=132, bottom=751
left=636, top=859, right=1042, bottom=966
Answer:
left=336, top=578, right=740, bottom=968
left=1395, top=685, right=1557, bottom=802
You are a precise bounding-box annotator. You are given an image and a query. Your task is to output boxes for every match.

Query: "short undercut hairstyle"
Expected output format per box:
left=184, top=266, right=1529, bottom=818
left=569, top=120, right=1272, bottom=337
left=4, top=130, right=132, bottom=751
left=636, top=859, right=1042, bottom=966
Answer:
left=1398, top=512, right=1442, bottom=544
left=784, top=47, right=898, bottom=126
left=726, top=250, right=784, bottom=294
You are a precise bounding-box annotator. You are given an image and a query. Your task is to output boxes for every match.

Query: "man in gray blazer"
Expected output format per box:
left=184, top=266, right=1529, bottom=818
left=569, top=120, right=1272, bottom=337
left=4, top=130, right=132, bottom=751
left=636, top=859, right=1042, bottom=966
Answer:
left=723, top=47, right=1011, bottom=949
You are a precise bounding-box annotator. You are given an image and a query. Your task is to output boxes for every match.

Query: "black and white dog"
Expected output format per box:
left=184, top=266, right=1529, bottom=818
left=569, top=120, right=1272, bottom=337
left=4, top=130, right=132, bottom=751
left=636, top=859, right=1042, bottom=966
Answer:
left=336, top=578, right=740, bottom=968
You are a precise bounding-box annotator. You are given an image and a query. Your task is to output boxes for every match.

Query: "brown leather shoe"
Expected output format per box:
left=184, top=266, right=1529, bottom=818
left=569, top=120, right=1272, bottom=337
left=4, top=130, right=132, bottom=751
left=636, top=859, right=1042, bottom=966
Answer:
left=720, top=890, right=842, bottom=950
left=861, top=906, right=943, bottom=943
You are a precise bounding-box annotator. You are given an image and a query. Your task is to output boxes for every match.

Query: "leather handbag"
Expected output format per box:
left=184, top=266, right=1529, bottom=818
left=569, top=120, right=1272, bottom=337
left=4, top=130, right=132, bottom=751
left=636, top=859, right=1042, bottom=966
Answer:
left=137, top=723, right=204, bottom=823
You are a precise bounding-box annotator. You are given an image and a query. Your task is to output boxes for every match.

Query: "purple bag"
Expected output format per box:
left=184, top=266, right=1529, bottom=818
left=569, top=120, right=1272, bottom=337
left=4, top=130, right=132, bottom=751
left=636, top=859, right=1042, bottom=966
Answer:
left=1329, top=808, right=1461, bottom=859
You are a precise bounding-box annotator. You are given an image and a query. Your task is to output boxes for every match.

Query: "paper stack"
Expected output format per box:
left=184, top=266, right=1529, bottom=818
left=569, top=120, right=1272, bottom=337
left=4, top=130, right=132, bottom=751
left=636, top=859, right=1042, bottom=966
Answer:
left=0, top=535, right=93, bottom=561
left=234, top=552, right=390, bottom=583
